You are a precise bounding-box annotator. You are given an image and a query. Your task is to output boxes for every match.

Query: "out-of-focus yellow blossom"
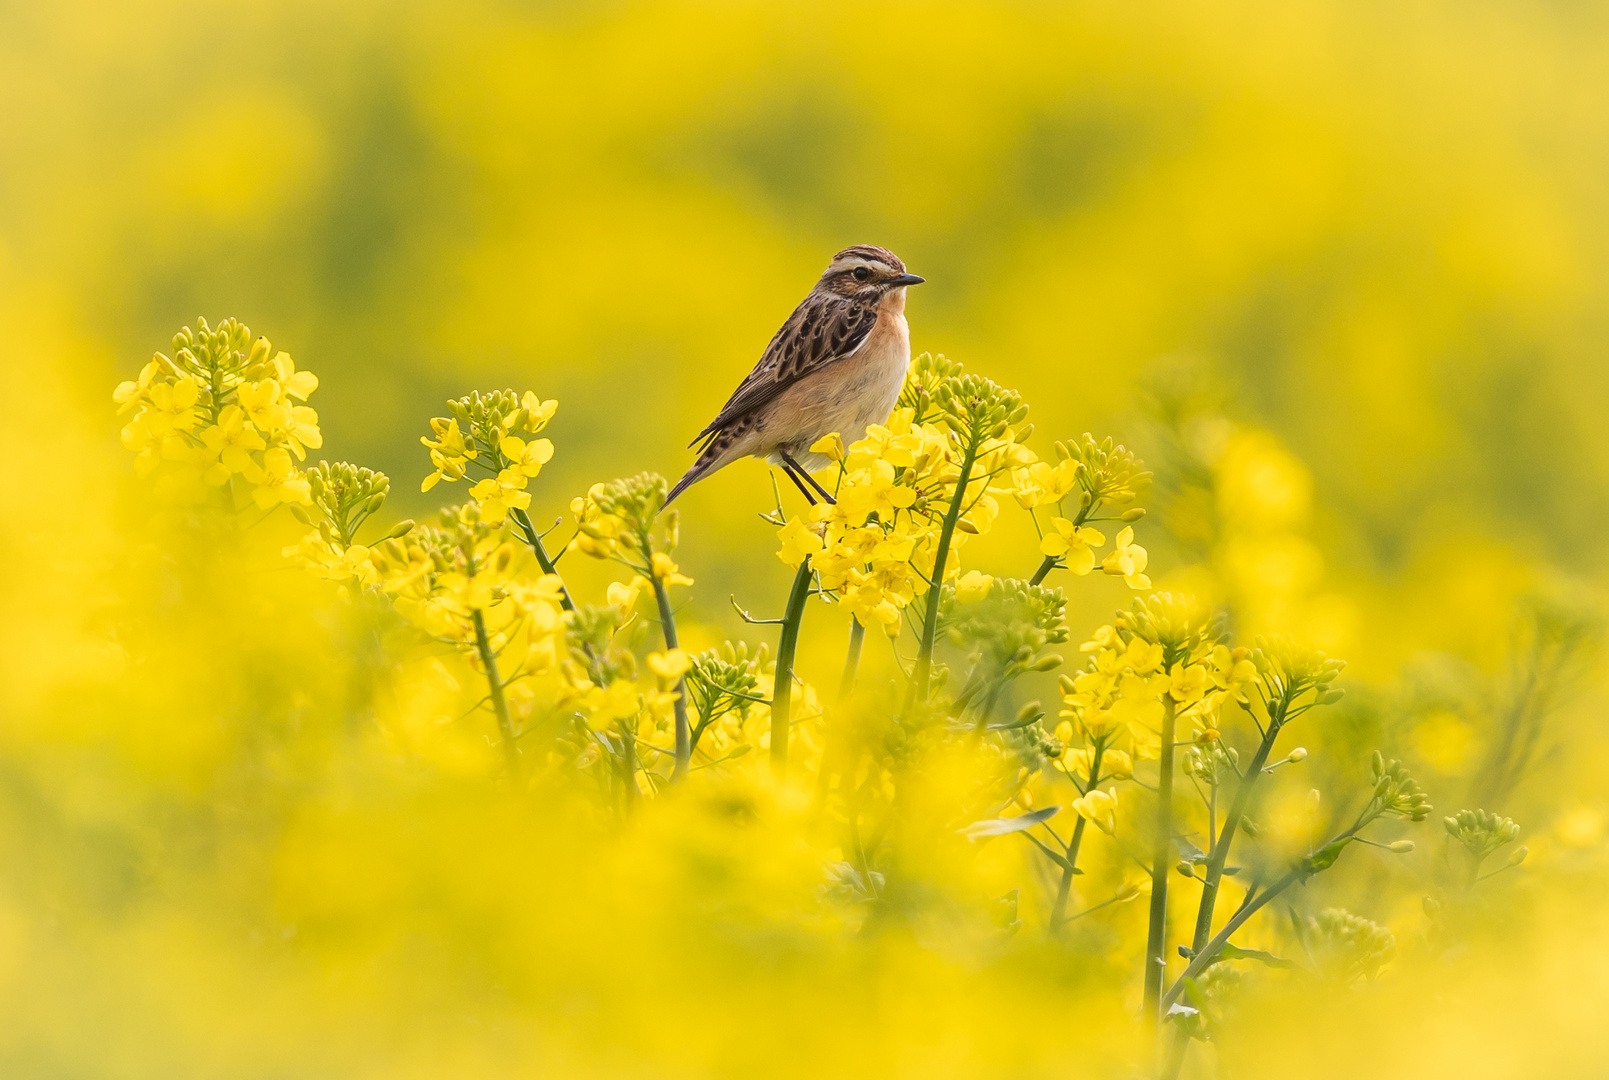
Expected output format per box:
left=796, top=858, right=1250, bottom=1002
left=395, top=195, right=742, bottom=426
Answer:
left=647, top=649, right=692, bottom=683
left=1040, top=518, right=1105, bottom=573
left=114, top=319, right=324, bottom=508
left=196, top=404, right=266, bottom=484
left=1101, top=526, right=1151, bottom=590
left=651, top=552, right=693, bottom=587
left=247, top=447, right=312, bottom=508
left=1071, top=786, right=1119, bottom=833
left=607, top=578, right=644, bottom=616
left=954, top=570, right=994, bottom=602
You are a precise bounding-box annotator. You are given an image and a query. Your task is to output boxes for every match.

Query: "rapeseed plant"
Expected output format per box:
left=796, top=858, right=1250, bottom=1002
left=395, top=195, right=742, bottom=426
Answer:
left=112, top=320, right=1562, bottom=1080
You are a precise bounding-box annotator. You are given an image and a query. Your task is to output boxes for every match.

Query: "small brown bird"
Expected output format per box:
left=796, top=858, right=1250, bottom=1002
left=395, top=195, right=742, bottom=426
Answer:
left=666, top=244, right=924, bottom=506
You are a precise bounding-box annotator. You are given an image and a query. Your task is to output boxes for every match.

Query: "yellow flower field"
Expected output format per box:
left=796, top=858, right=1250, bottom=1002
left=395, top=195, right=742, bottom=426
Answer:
left=3, top=2, right=1609, bottom=1077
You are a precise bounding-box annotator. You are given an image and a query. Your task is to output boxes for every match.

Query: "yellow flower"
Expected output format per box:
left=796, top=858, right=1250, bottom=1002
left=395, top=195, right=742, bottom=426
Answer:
left=1013, top=458, right=1082, bottom=509
left=810, top=432, right=846, bottom=462
left=247, top=447, right=311, bottom=509
left=607, top=578, right=644, bottom=616
left=469, top=468, right=532, bottom=523
left=269, top=351, right=319, bottom=401
left=776, top=516, right=825, bottom=568
left=237, top=379, right=290, bottom=433
left=283, top=531, right=376, bottom=586
left=420, top=417, right=478, bottom=492
left=1169, top=662, right=1211, bottom=706
left=1039, top=518, right=1105, bottom=573
left=282, top=404, right=322, bottom=460
left=1101, top=526, right=1151, bottom=589
left=112, top=358, right=162, bottom=413
left=196, top=404, right=267, bottom=485
left=954, top=570, right=993, bottom=602
left=518, top=392, right=559, bottom=430
left=650, top=552, right=694, bottom=587
left=647, top=648, right=692, bottom=682
left=501, top=434, right=555, bottom=478
left=1070, top=787, right=1119, bottom=833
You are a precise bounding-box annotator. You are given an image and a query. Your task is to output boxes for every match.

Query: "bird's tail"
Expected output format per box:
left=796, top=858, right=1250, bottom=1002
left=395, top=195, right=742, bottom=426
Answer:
left=664, top=419, right=750, bottom=506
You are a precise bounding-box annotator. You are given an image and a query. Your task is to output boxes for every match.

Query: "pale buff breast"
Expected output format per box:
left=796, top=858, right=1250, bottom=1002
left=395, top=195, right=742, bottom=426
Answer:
left=753, top=288, right=912, bottom=471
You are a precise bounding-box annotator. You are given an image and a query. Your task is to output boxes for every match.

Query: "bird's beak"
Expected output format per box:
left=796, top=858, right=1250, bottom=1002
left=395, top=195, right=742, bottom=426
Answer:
left=887, top=273, right=925, bottom=287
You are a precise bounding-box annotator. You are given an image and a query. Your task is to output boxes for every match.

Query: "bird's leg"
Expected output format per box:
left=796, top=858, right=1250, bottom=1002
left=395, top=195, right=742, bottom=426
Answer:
left=778, top=449, right=837, bottom=506
left=778, top=463, right=818, bottom=506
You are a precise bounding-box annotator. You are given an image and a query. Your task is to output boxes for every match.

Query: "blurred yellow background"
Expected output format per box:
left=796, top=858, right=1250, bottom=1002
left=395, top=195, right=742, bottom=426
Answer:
left=3, top=1, right=1608, bottom=1076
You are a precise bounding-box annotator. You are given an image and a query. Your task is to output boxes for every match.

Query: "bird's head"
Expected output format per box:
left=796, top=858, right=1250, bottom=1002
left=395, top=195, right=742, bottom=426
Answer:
left=818, top=245, right=925, bottom=303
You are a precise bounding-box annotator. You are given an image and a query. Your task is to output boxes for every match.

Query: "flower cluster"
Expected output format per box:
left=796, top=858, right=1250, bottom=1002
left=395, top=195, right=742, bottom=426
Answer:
left=1018, top=435, right=1153, bottom=588
left=114, top=317, right=322, bottom=507
left=1062, top=594, right=1251, bottom=750
left=1444, top=808, right=1524, bottom=867
left=1301, top=908, right=1396, bottom=985
left=420, top=389, right=559, bottom=523
left=283, top=462, right=413, bottom=586
left=570, top=471, right=692, bottom=591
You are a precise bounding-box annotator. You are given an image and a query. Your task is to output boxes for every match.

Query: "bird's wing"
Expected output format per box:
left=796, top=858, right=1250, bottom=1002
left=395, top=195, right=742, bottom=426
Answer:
left=689, top=294, right=879, bottom=448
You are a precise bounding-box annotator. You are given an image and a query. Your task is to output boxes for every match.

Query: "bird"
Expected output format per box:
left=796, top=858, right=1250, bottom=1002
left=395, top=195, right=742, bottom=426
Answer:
left=665, top=244, right=924, bottom=507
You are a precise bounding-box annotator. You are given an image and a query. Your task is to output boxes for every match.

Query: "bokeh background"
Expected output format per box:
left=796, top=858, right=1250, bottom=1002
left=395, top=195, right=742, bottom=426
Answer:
left=4, top=1, right=1609, bottom=1076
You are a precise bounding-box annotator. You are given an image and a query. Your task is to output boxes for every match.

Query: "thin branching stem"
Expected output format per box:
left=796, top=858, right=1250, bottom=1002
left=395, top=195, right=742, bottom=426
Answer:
left=1143, top=696, right=1178, bottom=1019
left=1050, top=739, right=1105, bottom=933
left=770, top=557, right=815, bottom=778
left=911, top=435, right=981, bottom=704
left=652, top=575, right=693, bottom=781
left=471, top=609, right=520, bottom=780
left=1188, top=699, right=1287, bottom=957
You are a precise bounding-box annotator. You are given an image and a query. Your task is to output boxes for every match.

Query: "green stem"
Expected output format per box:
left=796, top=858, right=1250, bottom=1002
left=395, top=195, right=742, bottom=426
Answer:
left=1159, top=867, right=1303, bottom=1080
left=471, top=609, right=520, bottom=779
left=1188, top=712, right=1283, bottom=957
left=1050, top=740, right=1105, bottom=933
left=511, top=507, right=576, bottom=611
left=651, top=575, right=693, bottom=782
left=911, top=436, right=980, bottom=704
left=1143, top=696, right=1178, bottom=1019
left=770, top=557, right=814, bottom=778
left=617, top=718, right=638, bottom=811
left=1029, top=554, right=1057, bottom=586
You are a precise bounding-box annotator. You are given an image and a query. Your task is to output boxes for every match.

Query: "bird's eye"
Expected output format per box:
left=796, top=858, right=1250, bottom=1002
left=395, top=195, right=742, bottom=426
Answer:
left=852, top=267, right=871, bottom=282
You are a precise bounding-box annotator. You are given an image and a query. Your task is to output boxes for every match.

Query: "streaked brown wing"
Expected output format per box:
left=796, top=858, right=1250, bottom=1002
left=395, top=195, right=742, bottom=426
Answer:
left=690, top=294, right=878, bottom=448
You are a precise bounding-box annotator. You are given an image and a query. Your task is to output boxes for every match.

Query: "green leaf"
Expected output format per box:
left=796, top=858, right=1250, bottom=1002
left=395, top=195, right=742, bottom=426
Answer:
left=1303, top=837, right=1352, bottom=874
left=1216, top=942, right=1296, bottom=968
left=961, top=806, right=1060, bottom=839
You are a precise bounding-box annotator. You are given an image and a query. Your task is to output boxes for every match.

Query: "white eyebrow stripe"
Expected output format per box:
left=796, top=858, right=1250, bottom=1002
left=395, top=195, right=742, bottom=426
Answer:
left=825, top=256, right=892, bottom=274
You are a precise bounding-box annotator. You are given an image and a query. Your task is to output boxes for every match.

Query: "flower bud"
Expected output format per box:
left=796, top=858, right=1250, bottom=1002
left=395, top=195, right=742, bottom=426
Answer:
left=1121, top=507, right=1146, bottom=522
left=1389, top=840, right=1415, bottom=853
left=1175, top=861, right=1195, bottom=878
left=1033, top=654, right=1064, bottom=672
left=384, top=519, right=415, bottom=540
left=1288, top=747, right=1308, bottom=762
